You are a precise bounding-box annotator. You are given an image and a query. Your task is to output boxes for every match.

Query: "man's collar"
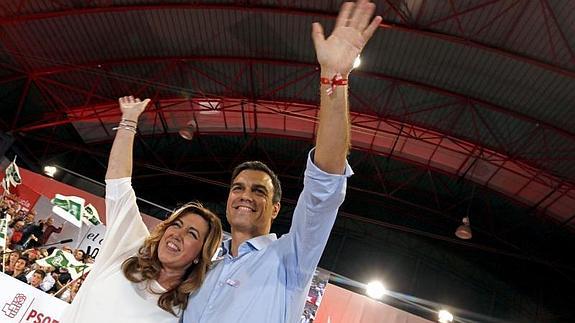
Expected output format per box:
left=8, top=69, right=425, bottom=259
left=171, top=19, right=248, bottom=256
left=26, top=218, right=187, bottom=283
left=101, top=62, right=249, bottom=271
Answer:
left=244, top=233, right=277, bottom=251
left=220, top=233, right=278, bottom=258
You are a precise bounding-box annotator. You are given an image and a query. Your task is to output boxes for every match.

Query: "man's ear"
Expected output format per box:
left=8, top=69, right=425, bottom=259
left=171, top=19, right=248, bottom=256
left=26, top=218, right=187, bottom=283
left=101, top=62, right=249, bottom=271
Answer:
left=271, top=202, right=281, bottom=220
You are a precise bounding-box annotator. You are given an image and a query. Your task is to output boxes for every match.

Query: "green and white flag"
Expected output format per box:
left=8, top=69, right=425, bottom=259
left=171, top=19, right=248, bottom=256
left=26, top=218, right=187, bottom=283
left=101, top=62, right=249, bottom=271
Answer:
left=82, top=203, right=101, bottom=226
left=2, top=157, right=22, bottom=194
left=51, top=194, right=85, bottom=228
left=5, top=158, right=22, bottom=187
left=0, top=216, right=9, bottom=249
left=68, top=262, right=93, bottom=279
left=36, top=249, right=92, bottom=280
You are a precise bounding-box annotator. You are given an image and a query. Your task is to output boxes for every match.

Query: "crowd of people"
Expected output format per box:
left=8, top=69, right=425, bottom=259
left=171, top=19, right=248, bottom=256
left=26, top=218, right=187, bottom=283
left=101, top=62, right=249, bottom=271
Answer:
left=1, top=194, right=91, bottom=304
left=1, top=195, right=65, bottom=250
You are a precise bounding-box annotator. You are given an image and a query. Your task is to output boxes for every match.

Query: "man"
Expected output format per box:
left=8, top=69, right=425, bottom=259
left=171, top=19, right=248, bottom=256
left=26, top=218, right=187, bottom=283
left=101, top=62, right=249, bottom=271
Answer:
left=40, top=217, right=64, bottom=245
left=26, top=266, right=56, bottom=292
left=7, top=219, right=25, bottom=249
left=182, top=1, right=381, bottom=322
left=51, top=266, right=72, bottom=292
left=19, top=219, right=44, bottom=249
left=29, top=269, right=47, bottom=289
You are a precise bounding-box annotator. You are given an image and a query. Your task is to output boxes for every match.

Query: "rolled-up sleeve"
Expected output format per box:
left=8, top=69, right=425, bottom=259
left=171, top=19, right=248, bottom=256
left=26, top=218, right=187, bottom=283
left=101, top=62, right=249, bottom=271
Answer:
left=302, top=149, right=353, bottom=212
left=283, top=149, right=353, bottom=289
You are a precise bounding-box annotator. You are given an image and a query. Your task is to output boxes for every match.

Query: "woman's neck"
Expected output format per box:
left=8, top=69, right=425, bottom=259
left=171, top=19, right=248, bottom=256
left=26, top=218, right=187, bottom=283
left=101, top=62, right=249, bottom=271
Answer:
left=157, top=267, right=185, bottom=289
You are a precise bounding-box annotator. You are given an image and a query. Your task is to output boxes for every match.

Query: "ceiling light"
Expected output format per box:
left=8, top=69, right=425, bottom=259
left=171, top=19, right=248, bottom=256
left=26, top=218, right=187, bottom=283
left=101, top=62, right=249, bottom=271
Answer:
left=353, top=56, right=361, bottom=69
left=178, top=128, right=194, bottom=140
left=456, top=185, right=475, bottom=240
left=455, top=216, right=472, bottom=240
left=438, top=309, right=454, bottom=323
left=179, top=120, right=197, bottom=140
left=43, top=166, right=57, bottom=178
left=365, top=281, right=387, bottom=299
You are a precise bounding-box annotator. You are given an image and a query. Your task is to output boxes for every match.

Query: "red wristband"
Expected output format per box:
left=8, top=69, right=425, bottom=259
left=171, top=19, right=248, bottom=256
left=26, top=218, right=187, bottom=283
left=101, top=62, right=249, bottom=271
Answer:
left=320, top=77, right=348, bottom=86
left=320, top=74, right=348, bottom=95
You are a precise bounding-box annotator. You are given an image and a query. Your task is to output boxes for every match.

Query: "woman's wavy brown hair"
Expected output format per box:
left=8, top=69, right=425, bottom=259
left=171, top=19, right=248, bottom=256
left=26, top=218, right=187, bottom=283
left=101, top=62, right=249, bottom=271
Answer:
left=122, top=202, right=222, bottom=316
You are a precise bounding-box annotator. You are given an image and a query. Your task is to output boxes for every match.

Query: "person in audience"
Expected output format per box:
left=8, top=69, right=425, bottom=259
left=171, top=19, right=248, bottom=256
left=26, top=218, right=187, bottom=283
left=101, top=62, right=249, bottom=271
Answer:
left=73, top=249, right=85, bottom=262
left=38, top=248, right=49, bottom=259
left=56, top=278, right=84, bottom=303
left=51, top=266, right=72, bottom=292
left=29, top=269, right=46, bottom=289
left=7, top=257, right=29, bottom=282
left=0, top=198, right=8, bottom=217
left=2, top=250, right=21, bottom=272
left=19, top=219, right=45, bottom=249
left=26, top=265, right=56, bottom=292
left=2, top=206, right=16, bottom=221
left=24, top=248, right=40, bottom=260
left=61, top=96, right=223, bottom=323
left=22, top=210, right=35, bottom=224
left=7, top=219, right=25, bottom=249
left=40, top=217, right=64, bottom=245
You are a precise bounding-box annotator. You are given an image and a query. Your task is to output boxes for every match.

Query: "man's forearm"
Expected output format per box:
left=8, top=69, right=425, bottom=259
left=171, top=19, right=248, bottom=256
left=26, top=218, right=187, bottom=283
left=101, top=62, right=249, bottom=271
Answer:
left=314, top=70, right=350, bottom=175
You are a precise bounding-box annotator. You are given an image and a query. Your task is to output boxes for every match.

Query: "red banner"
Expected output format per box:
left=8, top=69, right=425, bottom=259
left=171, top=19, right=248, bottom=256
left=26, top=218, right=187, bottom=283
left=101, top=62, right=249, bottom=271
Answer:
left=314, top=284, right=432, bottom=323
left=6, top=185, right=41, bottom=212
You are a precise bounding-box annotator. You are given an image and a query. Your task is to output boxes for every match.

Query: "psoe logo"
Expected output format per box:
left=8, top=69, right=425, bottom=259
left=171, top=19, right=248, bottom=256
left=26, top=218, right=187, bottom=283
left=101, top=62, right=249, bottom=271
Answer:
left=2, top=293, right=27, bottom=318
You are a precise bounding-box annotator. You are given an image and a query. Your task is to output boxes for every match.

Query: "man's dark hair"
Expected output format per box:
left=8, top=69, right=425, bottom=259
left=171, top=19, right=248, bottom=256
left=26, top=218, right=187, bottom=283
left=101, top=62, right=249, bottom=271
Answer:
left=34, top=269, right=46, bottom=279
left=231, top=161, right=282, bottom=204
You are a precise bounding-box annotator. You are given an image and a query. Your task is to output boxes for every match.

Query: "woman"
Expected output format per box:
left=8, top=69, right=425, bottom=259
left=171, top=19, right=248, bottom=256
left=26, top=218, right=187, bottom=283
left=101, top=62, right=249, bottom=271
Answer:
left=2, top=250, right=21, bottom=272
left=55, top=278, right=84, bottom=303
left=61, top=96, right=223, bottom=323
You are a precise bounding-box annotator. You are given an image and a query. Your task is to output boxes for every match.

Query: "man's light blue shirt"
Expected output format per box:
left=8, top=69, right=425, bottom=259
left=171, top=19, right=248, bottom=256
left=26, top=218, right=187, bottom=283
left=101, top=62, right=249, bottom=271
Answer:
left=182, top=150, right=353, bottom=323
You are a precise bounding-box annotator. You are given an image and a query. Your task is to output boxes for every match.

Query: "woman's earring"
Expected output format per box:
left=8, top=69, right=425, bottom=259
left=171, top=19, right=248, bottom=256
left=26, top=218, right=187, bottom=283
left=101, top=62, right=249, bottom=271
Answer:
left=193, top=259, right=199, bottom=264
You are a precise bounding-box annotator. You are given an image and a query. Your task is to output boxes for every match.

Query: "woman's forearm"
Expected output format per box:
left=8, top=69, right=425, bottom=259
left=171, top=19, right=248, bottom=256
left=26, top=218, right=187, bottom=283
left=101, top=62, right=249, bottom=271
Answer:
left=105, top=126, right=137, bottom=180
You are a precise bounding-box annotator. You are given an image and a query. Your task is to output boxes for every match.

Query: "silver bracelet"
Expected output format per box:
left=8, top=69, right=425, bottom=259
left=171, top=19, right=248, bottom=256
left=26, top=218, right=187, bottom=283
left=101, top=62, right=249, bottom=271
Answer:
left=121, top=118, right=138, bottom=125
left=112, top=124, right=137, bottom=134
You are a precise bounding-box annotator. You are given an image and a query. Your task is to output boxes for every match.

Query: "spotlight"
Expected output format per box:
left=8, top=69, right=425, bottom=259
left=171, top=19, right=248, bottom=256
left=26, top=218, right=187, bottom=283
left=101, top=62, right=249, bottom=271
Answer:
left=44, top=166, right=57, bottom=178
left=179, top=120, right=197, bottom=140
left=353, top=56, right=361, bottom=69
left=365, top=281, right=387, bottom=299
left=455, top=216, right=472, bottom=240
left=438, top=309, right=453, bottom=323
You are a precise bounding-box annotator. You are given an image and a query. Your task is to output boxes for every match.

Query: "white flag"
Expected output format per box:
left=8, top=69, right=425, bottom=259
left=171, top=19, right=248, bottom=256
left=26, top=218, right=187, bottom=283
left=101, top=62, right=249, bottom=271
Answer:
left=5, top=160, right=22, bottom=187
left=82, top=203, right=102, bottom=226
left=36, top=249, right=92, bottom=280
left=51, top=194, right=85, bottom=228
left=0, top=215, right=9, bottom=249
left=2, top=157, right=22, bottom=193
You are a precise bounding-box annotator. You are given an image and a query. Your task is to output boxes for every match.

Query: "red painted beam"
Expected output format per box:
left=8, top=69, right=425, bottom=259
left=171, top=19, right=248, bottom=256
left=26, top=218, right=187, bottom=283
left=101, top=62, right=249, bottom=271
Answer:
left=28, top=55, right=575, bottom=143
left=20, top=99, right=575, bottom=224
